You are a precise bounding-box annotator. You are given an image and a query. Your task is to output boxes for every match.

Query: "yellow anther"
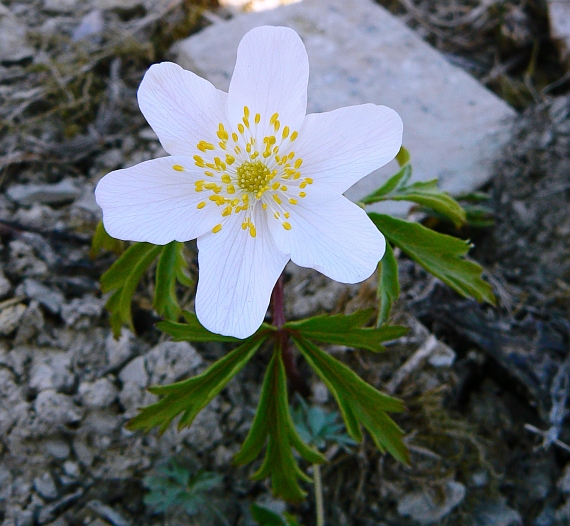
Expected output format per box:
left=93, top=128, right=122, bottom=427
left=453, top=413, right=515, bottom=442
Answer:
left=212, top=224, right=222, bottom=234
left=268, top=136, right=276, bottom=144
left=230, top=198, right=238, bottom=206
left=218, top=123, right=226, bottom=131
left=273, top=146, right=279, bottom=154
left=294, top=172, right=301, bottom=180
left=195, top=179, right=205, bottom=186
left=262, top=151, right=271, bottom=158
left=172, top=164, right=184, bottom=171
left=282, top=222, right=292, bottom=230
left=299, top=192, right=306, bottom=198
left=244, top=106, right=250, bottom=118
left=197, top=141, right=215, bottom=152
left=243, top=118, right=250, bottom=128
left=289, top=198, right=297, bottom=205
left=274, top=211, right=280, bottom=219
left=197, top=201, right=206, bottom=209
left=204, top=183, right=216, bottom=190
left=242, top=193, right=249, bottom=203
left=232, top=132, right=239, bottom=142
left=227, top=185, right=235, bottom=194
left=271, top=182, right=280, bottom=190
left=305, top=177, right=313, bottom=184
left=300, top=181, right=307, bottom=189
left=272, top=194, right=282, bottom=205
left=290, top=131, right=298, bottom=141
left=255, top=113, right=261, bottom=124
left=221, top=174, right=231, bottom=184
left=270, top=113, right=279, bottom=124
left=274, top=120, right=280, bottom=132
left=225, top=155, right=235, bottom=165
left=205, top=162, right=216, bottom=170
left=193, top=155, right=205, bottom=167
left=281, top=185, right=288, bottom=191
left=234, top=146, right=242, bottom=154
left=214, top=157, right=226, bottom=170
left=262, top=203, right=267, bottom=210
left=284, top=212, right=290, bottom=218
left=288, top=152, right=295, bottom=160
left=249, top=224, right=256, bottom=238
left=251, top=151, right=259, bottom=159
left=204, top=171, right=214, bottom=177
left=282, top=126, right=290, bottom=140
left=242, top=221, right=248, bottom=230
left=219, top=142, right=227, bottom=150
left=222, top=205, right=232, bottom=217
left=246, top=143, right=252, bottom=153
left=238, top=123, right=245, bottom=134
left=217, top=130, right=229, bottom=141
left=294, top=159, right=303, bottom=169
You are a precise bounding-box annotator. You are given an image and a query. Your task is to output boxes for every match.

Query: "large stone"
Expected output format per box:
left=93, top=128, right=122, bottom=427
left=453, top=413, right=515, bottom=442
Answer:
left=6, top=179, right=81, bottom=206
left=173, top=0, right=515, bottom=214
left=548, top=0, right=570, bottom=69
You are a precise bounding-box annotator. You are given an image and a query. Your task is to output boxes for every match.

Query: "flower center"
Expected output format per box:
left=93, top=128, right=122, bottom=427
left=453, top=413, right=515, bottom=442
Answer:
left=236, top=160, right=272, bottom=198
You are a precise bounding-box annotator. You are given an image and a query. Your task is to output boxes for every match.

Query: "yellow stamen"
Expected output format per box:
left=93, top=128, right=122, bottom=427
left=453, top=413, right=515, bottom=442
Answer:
left=172, top=164, right=184, bottom=171
left=282, top=222, right=291, bottom=230
left=212, top=224, right=222, bottom=234
left=290, top=131, right=298, bottom=141
left=197, top=201, right=206, bottom=209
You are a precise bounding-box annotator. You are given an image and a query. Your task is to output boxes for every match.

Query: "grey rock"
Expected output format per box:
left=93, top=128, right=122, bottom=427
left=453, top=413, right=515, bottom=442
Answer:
left=0, top=5, right=34, bottom=62
left=43, top=0, right=81, bottom=13
left=7, top=179, right=81, bottom=206
left=118, top=380, right=153, bottom=419
left=43, top=439, right=70, bottom=460
left=146, top=341, right=203, bottom=384
left=119, top=356, right=148, bottom=387
left=9, top=240, right=49, bottom=278
left=548, top=0, right=570, bottom=69
left=558, top=463, right=570, bottom=494
left=397, top=480, right=466, bottom=525
left=173, top=0, right=515, bottom=215
left=19, top=279, right=65, bottom=315
left=30, top=350, right=73, bottom=392
left=0, top=463, right=13, bottom=501
left=72, top=437, right=94, bottom=467
left=72, top=9, right=104, bottom=41
left=14, top=300, right=45, bottom=345
left=93, top=0, right=144, bottom=11
left=0, top=303, right=26, bottom=336
left=0, top=269, right=11, bottom=299
left=87, top=500, right=130, bottom=526
left=62, top=460, right=80, bottom=478
left=105, top=330, right=137, bottom=369
left=34, top=390, right=82, bottom=427
left=82, top=409, right=120, bottom=436
left=427, top=343, right=456, bottom=368
left=34, top=472, right=58, bottom=500
left=60, top=295, right=104, bottom=328
left=13, top=204, right=60, bottom=231
left=79, top=378, right=119, bottom=409
left=473, top=498, right=522, bottom=526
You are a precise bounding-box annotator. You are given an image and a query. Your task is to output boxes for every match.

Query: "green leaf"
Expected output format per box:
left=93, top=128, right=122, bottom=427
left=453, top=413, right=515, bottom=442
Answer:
left=284, top=309, right=407, bottom=353
left=127, top=334, right=267, bottom=434
left=100, top=242, right=162, bottom=337
left=360, top=146, right=466, bottom=227
left=90, top=221, right=124, bottom=259
left=157, top=311, right=261, bottom=343
left=376, top=242, right=400, bottom=327
left=385, top=179, right=466, bottom=227
left=250, top=504, right=287, bottom=526
left=292, top=335, right=409, bottom=464
left=153, top=242, right=192, bottom=321
left=369, top=213, right=495, bottom=305
left=233, top=345, right=325, bottom=502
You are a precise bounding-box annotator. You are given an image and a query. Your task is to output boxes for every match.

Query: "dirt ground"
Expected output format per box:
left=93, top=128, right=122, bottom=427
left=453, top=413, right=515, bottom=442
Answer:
left=1, top=0, right=570, bottom=525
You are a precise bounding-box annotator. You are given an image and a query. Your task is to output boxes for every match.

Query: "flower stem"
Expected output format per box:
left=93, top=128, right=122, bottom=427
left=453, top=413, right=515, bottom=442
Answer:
left=314, top=463, right=325, bottom=526
left=271, top=275, right=310, bottom=396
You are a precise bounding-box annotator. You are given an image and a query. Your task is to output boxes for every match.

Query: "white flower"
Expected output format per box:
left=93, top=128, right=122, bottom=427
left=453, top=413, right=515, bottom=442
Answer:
left=95, top=26, right=403, bottom=339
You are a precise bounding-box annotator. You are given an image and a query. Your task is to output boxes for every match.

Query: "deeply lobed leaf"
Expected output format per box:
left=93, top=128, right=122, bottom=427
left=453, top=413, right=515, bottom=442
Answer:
left=369, top=213, right=495, bottom=305
left=233, top=344, right=325, bottom=502
left=292, top=335, right=410, bottom=464
left=376, top=242, right=400, bottom=326
left=127, top=334, right=267, bottom=434
left=157, top=311, right=247, bottom=343
left=285, top=309, right=407, bottom=352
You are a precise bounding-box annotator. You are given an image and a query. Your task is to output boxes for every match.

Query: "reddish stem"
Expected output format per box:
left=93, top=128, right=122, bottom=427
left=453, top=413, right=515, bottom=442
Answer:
left=271, top=275, right=310, bottom=397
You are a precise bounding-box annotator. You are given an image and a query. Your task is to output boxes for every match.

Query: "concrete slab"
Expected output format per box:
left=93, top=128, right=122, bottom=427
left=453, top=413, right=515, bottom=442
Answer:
left=172, top=0, right=516, bottom=214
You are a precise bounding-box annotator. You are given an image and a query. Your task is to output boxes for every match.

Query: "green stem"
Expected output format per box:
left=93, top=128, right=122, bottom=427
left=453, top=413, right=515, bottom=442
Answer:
left=314, top=463, right=324, bottom=526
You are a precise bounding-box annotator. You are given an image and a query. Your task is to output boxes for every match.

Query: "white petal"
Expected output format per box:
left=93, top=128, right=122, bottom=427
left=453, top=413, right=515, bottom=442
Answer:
left=95, top=156, right=221, bottom=244
left=294, top=104, right=403, bottom=193
left=137, top=62, right=229, bottom=156
left=228, top=26, right=308, bottom=134
left=268, top=192, right=385, bottom=283
left=195, top=206, right=289, bottom=339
